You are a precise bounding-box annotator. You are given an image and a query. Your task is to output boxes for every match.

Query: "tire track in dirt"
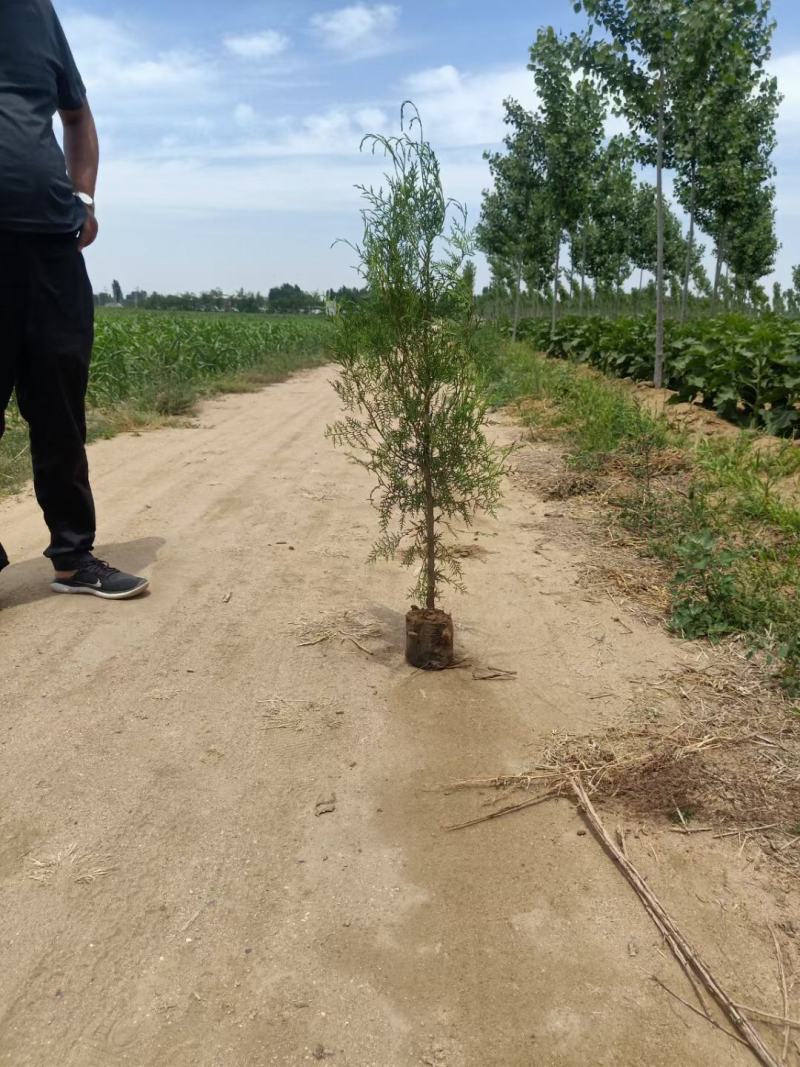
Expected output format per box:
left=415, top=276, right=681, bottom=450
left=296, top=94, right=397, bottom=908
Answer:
left=0, top=368, right=794, bottom=1066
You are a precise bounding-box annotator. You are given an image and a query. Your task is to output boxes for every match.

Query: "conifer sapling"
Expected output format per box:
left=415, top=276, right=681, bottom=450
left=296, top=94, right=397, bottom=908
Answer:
left=327, top=105, right=510, bottom=668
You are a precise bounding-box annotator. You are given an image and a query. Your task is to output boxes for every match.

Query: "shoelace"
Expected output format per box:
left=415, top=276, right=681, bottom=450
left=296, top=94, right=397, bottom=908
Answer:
left=79, top=558, right=120, bottom=579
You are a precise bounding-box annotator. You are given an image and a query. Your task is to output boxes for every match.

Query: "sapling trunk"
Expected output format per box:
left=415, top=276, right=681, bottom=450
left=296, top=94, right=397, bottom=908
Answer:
left=423, top=426, right=436, bottom=612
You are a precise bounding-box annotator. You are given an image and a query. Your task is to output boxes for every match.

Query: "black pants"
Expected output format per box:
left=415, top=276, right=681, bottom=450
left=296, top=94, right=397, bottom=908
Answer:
left=0, top=231, right=96, bottom=572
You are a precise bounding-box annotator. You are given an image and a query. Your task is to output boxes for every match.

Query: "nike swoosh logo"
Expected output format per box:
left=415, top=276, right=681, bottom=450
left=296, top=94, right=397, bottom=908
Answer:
left=82, top=579, right=102, bottom=588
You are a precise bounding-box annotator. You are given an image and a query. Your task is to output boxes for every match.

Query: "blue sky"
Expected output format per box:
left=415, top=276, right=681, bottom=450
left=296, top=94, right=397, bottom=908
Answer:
left=58, top=0, right=800, bottom=296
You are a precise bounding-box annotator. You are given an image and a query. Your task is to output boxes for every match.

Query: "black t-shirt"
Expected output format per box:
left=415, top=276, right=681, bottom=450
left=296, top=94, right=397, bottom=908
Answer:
left=0, top=0, right=87, bottom=233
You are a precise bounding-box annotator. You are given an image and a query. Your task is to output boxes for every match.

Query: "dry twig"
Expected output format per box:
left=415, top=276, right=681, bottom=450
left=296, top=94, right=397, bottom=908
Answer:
left=736, top=1005, right=800, bottom=1032
left=768, top=924, right=791, bottom=1064
left=444, top=788, right=561, bottom=831
left=571, top=778, right=780, bottom=1067
left=652, top=976, right=748, bottom=1049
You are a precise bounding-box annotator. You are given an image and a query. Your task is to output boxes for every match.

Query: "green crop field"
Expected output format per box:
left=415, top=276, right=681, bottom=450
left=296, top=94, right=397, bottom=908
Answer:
left=0, top=310, right=331, bottom=496
left=515, top=315, right=800, bottom=438
left=90, top=309, right=331, bottom=411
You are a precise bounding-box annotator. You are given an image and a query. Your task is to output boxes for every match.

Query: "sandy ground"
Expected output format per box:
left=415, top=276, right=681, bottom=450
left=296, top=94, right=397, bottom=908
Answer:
left=0, top=367, right=796, bottom=1067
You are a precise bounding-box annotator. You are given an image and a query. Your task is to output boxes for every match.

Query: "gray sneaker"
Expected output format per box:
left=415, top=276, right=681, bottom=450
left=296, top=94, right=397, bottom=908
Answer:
left=51, top=556, right=149, bottom=600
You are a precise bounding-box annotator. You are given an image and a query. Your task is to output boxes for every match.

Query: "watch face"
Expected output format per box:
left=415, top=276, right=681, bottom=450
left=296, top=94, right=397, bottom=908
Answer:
left=76, top=192, right=94, bottom=207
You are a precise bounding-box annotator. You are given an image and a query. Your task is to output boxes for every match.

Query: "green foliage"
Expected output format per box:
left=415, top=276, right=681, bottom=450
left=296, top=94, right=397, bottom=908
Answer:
left=327, top=106, right=508, bottom=609
left=478, top=100, right=555, bottom=338
left=479, top=4, right=780, bottom=341
left=516, top=314, right=800, bottom=436
left=481, top=334, right=800, bottom=689
left=266, top=283, right=323, bottom=314
left=669, top=531, right=741, bottom=639
left=89, top=311, right=329, bottom=411
left=671, top=1, right=779, bottom=302
left=95, top=285, right=323, bottom=314
left=477, top=328, right=668, bottom=467
left=1, top=311, right=329, bottom=498
left=0, top=411, right=30, bottom=497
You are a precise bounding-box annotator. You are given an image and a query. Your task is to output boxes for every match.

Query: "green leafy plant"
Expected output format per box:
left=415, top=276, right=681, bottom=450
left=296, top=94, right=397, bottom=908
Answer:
left=326, top=105, right=509, bottom=659
left=516, top=313, right=800, bottom=437
left=669, top=531, right=741, bottom=639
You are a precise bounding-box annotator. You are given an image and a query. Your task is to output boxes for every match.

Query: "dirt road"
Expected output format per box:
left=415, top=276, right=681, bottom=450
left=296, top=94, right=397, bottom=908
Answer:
left=0, top=368, right=794, bottom=1066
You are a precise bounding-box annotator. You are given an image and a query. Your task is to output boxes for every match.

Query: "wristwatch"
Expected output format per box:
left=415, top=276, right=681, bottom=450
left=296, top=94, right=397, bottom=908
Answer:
left=75, top=192, right=95, bottom=210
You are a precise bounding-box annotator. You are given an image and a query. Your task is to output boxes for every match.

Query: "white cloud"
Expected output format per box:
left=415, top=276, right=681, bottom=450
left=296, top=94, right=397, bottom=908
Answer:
left=223, top=31, right=289, bottom=60
left=99, top=155, right=383, bottom=215
left=311, top=4, right=400, bottom=59
left=402, top=64, right=535, bottom=147
left=63, top=14, right=207, bottom=95
left=145, top=106, right=390, bottom=161
left=404, top=65, right=461, bottom=94
left=771, top=51, right=800, bottom=127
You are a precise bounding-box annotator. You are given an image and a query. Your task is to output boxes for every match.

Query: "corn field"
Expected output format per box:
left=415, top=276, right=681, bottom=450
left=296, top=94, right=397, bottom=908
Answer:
left=89, top=310, right=331, bottom=410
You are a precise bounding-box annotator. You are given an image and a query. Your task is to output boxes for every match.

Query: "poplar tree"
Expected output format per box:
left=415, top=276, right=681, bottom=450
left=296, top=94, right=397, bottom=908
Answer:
left=629, top=181, right=692, bottom=300
left=575, top=0, right=683, bottom=386
left=673, top=0, right=778, bottom=316
left=582, top=135, right=637, bottom=303
left=528, top=27, right=606, bottom=337
left=478, top=100, right=554, bottom=340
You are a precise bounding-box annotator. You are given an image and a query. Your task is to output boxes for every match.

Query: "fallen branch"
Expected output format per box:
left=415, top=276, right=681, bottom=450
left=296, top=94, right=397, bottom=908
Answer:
left=669, top=825, right=715, bottom=835
left=570, top=778, right=781, bottom=1067
left=343, top=634, right=375, bottom=656
left=445, top=788, right=561, bottom=831
left=714, top=825, right=780, bottom=840
left=652, top=976, right=748, bottom=1049
left=447, top=772, right=559, bottom=792
left=736, top=1004, right=800, bottom=1032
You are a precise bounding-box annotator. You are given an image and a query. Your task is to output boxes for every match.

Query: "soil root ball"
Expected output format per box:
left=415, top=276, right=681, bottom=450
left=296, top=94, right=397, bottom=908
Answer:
left=405, top=607, right=454, bottom=670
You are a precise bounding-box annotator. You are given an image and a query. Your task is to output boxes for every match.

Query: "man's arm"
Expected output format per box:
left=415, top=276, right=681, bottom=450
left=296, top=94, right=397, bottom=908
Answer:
left=59, top=100, right=99, bottom=251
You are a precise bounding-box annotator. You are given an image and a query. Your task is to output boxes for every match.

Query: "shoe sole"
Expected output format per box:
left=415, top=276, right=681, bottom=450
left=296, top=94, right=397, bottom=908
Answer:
left=51, top=579, right=150, bottom=600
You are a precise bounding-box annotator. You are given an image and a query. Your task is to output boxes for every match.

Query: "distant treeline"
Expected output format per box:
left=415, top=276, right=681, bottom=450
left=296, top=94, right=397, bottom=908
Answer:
left=94, top=282, right=369, bottom=314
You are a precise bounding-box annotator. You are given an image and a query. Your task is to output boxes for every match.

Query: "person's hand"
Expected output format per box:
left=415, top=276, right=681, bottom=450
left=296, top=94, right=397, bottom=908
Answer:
left=78, top=211, right=99, bottom=251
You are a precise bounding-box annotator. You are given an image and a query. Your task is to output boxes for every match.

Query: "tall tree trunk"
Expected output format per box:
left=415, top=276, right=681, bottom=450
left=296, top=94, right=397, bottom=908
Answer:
left=580, top=226, right=587, bottom=316
left=681, top=165, right=696, bottom=324
left=551, top=238, right=561, bottom=339
left=725, top=261, right=731, bottom=312
left=654, top=69, right=666, bottom=389
left=511, top=260, right=522, bottom=342
left=713, top=234, right=725, bottom=309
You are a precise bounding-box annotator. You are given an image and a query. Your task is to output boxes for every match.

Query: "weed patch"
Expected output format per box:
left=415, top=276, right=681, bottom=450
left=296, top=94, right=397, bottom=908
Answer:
left=482, top=330, right=800, bottom=690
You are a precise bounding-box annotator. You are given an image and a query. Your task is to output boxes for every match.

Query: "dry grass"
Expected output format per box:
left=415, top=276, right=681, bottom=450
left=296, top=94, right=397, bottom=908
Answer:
left=452, top=648, right=800, bottom=872
left=27, top=843, right=118, bottom=885
left=542, top=471, right=599, bottom=500
left=294, top=611, right=383, bottom=656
